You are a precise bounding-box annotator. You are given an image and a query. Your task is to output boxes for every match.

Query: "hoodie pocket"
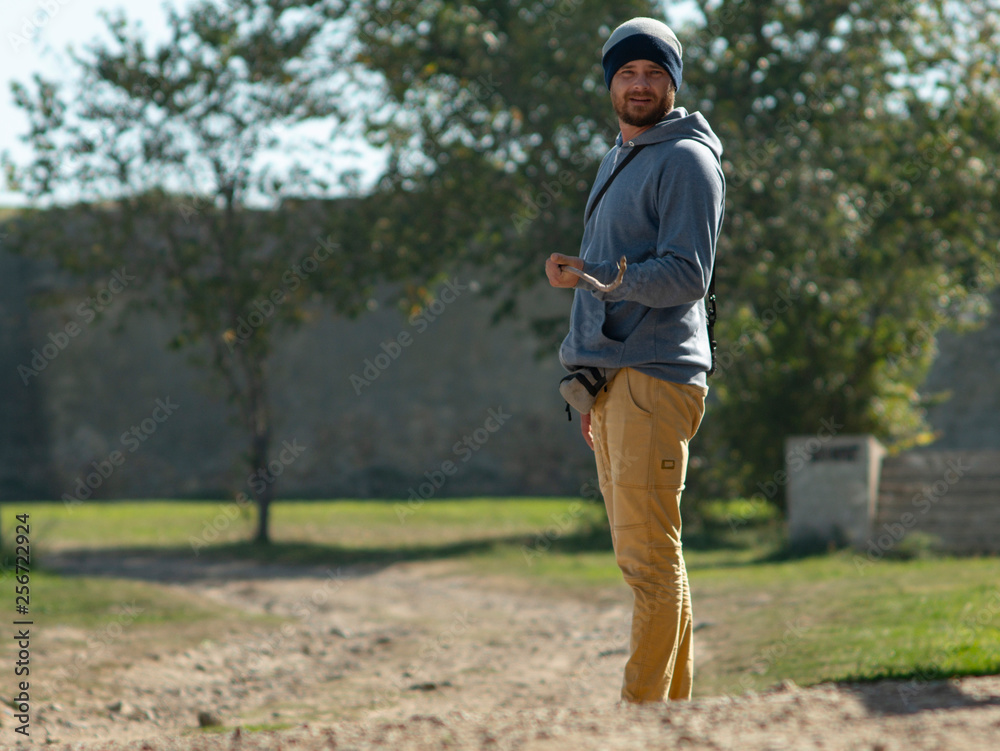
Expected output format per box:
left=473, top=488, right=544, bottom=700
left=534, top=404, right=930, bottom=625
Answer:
left=602, top=301, right=649, bottom=343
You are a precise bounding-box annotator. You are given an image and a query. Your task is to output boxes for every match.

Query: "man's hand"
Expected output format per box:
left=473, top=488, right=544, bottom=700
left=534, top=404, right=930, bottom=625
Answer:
left=581, top=411, right=594, bottom=450
left=546, top=253, right=584, bottom=288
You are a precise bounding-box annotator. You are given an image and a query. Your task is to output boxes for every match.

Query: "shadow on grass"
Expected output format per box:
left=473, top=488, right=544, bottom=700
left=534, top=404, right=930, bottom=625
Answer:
left=31, top=517, right=803, bottom=583
left=35, top=525, right=616, bottom=583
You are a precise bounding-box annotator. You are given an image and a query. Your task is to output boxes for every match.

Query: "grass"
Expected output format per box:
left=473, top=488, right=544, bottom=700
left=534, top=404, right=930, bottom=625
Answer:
left=2, top=498, right=998, bottom=699
left=23, top=571, right=250, bottom=630
left=685, top=553, right=1000, bottom=695
left=7, top=498, right=610, bottom=556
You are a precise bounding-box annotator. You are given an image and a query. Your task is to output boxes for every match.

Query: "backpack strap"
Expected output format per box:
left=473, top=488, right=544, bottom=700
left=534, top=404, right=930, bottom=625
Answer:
left=585, top=144, right=648, bottom=224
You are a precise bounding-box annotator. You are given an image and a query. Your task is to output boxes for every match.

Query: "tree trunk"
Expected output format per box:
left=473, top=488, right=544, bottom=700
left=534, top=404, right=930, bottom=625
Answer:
left=242, top=349, right=274, bottom=545
left=252, top=429, right=274, bottom=544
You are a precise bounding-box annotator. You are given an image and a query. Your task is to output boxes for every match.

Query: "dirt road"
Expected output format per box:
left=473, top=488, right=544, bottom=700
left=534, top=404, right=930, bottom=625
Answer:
left=11, top=552, right=1000, bottom=750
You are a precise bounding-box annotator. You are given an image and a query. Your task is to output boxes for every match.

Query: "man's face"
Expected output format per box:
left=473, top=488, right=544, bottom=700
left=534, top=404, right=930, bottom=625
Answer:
left=610, top=59, right=675, bottom=128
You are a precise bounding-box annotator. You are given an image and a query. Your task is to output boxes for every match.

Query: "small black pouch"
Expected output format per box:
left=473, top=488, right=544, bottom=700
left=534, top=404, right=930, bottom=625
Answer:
left=558, top=366, right=619, bottom=416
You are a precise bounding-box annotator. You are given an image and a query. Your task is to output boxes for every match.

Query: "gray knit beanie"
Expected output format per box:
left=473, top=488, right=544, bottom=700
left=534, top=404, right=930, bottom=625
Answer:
left=602, top=17, right=683, bottom=91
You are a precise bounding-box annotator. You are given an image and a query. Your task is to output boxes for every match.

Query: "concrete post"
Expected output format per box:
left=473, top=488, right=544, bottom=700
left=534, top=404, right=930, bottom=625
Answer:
left=786, top=434, right=885, bottom=549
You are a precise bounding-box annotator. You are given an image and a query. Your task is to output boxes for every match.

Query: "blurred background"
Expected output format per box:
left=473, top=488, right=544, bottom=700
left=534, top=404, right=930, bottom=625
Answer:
left=1, top=0, right=998, bottom=545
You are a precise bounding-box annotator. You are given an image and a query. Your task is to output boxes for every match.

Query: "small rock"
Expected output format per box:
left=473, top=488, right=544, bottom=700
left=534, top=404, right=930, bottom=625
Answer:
left=127, top=707, right=153, bottom=722
left=329, top=626, right=350, bottom=638
left=408, top=681, right=453, bottom=692
left=197, top=710, right=222, bottom=728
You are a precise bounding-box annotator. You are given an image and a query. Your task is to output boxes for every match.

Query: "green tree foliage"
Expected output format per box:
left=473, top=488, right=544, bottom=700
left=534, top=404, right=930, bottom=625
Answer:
left=680, top=0, right=1000, bottom=499
left=352, top=0, right=999, bottom=504
left=2, top=0, right=375, bottom=542
left=348, top=0, right=659, bottom=324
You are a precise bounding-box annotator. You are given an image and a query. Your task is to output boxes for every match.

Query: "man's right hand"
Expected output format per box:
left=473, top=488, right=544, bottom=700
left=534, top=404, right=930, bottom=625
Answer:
left=581, top=411, right=594, bottom=450
left=546, top=253, right=584, bottom=288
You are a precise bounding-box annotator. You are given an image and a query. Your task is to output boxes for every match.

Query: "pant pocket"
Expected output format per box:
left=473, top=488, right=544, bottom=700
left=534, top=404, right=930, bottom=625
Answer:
left=604, top=371, right=652, bottom=494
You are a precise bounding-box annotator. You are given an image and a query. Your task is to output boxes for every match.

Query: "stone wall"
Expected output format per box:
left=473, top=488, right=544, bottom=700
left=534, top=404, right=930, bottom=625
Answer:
left=2, top=252, right=597, bottom=501
left=786, top=443, right=1000, bottom=555
left=873, top=450, right=1000, bottom=555
left=3, top=250, right=999, bottom=504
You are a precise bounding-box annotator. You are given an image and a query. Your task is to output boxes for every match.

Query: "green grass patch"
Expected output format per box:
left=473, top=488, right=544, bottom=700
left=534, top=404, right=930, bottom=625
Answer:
left=685, top=553, right=1000, bottom=696
left=24, top=571, right=239, bottom=630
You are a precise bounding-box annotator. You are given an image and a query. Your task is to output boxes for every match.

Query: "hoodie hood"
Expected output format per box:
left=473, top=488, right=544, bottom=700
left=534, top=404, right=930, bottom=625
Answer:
left=616, top=107, right=723, bottom=162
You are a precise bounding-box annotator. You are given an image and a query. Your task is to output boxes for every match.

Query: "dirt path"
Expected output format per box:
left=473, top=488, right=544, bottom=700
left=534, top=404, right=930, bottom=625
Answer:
left=11, top=552, right=1000, bottom=750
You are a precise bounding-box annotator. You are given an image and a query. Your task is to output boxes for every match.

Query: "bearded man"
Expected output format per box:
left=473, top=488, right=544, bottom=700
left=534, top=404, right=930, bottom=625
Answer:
left=545, top=16, right=726, bottom=704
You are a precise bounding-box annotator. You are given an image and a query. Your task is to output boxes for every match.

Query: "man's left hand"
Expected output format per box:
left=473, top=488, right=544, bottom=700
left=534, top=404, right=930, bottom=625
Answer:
left=581, top=411, right=594, bottom=450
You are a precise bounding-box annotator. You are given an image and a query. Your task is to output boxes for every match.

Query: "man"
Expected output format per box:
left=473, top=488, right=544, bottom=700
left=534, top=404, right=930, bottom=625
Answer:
left=545, top=17, right=725, bottom=704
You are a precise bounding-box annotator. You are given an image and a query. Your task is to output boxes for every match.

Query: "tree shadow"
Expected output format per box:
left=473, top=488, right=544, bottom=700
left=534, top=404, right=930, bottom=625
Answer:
left=836, top=670, right=1000, bottom=716
left=36, top=528, right=613, bottom=584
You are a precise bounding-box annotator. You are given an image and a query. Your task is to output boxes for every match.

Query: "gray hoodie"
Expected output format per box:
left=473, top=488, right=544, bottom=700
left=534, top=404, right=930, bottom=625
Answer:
left=558, top=107, right=725, bottom=387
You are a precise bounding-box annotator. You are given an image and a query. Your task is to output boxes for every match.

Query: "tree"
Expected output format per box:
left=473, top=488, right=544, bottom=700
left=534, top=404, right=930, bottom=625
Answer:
left=351, top=0, right=1000, bottom=504
left=347, top=0, right=660, bottom=324
left=3, top=0, right=377, bottom=542
left=678, top=0, right=1000, bottom=500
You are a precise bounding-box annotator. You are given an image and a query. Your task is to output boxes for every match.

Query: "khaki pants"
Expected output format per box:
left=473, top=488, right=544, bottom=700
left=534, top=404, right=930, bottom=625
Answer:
left=591, top=368, right=707, bottom=703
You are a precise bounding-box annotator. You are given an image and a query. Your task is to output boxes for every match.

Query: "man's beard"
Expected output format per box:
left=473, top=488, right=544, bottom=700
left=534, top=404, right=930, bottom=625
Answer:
left=613, top=87, right=675, bottom=128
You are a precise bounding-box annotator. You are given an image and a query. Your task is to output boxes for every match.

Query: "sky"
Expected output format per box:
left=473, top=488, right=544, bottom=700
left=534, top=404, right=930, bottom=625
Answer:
left=0, top=0, right=695, bottom=208
left=0, top=0, right=391, bottom=208
left=0, top=0, right=193, bottom=205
